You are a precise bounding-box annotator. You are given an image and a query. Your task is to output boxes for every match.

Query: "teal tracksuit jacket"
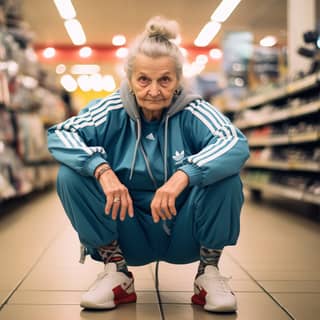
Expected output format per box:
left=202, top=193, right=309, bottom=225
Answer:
left=47, top=81, right=250, bottom=265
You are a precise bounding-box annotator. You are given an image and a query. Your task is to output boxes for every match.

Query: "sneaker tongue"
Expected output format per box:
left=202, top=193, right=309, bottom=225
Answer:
left=104, top=262, right=118, bottom=273
left=205, top=265, right=219, bottom=274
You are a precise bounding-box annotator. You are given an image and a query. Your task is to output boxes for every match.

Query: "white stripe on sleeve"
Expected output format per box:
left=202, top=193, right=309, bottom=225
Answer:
left=185, top=107, right=224, bottom=138
left=55, top=130, right=72, bottom=148
left=197, top=137, right=238, bottom=166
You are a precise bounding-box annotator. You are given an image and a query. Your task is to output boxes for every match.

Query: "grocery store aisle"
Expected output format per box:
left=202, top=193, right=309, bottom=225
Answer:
left=0, top=188, right=319, bottom=320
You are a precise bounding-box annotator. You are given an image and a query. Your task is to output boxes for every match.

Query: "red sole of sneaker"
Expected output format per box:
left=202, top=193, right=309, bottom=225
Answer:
left=115, top=292, right=137, bottom=305
left=191, top=293, right=205, bottom=306
left=113, top=285, right=137, bottom=305
left=192, top=293, right=237, bottom=313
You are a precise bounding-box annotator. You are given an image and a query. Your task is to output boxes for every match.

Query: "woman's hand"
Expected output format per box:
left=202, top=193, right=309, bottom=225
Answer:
left=95, top=164, right=134, bottom=221
left=150, top=170, right=189, bottom=223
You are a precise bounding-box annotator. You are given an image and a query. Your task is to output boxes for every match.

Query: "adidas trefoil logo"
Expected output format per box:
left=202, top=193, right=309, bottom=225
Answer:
left=172, top=150, right=185, bottom=164
left=146, top=133, right=155, bottom=141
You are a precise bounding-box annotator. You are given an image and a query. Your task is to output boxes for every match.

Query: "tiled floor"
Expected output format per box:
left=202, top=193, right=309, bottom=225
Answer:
left=0, top=188, right=319, bottom=320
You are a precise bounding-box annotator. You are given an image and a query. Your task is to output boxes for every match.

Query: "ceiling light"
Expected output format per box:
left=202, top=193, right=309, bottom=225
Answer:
left=115, top=47, right=128, bottom=58
left=25, top=47, right=38, bottom=62
left=7, top=61, right=19, bottom=76
left=21, top=76, right=38, bottom=89
left=60, top=74, right=77, bottom=92
left=64, top=19, right=86, bottom=45
left=192, top=62, right=205, bottom=74
left=183, top=63, right=195, bottom=78
left=77, top=75, right=91, bottom=91
left=112, top=35, right=126, bottom=46
left=211, top=0, right=241, bottom=23
left=194, top=21, right=221, bottom=47
left=71, top=64, right=101, bottom=74
left=183, top=62, right=205, bottom=78
left=234, top=77, right=245, bottom=87
left=90, top=74, right=103, bottom=92
left=260, top=35, right=277, bottom=47
left=56, top=64, right=66, bottom=74
left=43, top=47, right=56, bottom=58
left=195, top=54, right=209, bottom=65
left=102, top=75, right=116, bottom=92
left=115, top=63, right=126, bottom=78
left=209, top=48, right=223, bottom=59
left=53, top=0, right=76, bottom=20
left=79, top=46, right=92, bottom=58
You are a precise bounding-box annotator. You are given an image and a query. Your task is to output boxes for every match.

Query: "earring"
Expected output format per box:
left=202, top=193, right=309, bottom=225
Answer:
left=174, top=88, right=181, bottom=96
left=129, top=89, right=135, bottom=96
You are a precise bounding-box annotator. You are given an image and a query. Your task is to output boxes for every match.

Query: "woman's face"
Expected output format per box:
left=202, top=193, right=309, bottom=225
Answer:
left=129, top=54, right=179, bottom=116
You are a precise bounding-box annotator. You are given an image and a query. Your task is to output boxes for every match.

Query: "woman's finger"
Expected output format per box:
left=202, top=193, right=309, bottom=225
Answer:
left=111, top=194, right=121, bottom=220
left=160, top=196, right=173, bottom=220
left=119, top=193, right=128, bottom=221
left=168, top=196, right=177, bottom=216
left=127, top=194, right=134, bottom=218
left=105, top=194, right=115, bottom=215
left=151, top=198, right=165, bottom=223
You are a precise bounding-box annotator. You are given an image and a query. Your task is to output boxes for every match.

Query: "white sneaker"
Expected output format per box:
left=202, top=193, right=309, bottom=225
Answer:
left=80, top=263, right=137, bottom=309
left=192, top=265, right=237, bottom=312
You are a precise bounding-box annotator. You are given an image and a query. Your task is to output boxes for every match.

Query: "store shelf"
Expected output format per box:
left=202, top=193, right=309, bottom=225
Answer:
left=243, top=180, right=320, bottom=205
left=290, top=100, right=320, bottom=117
left=237, top=69, right=320, bottom=207
left=0, top=12, right=66, bottom=203
left=239, top=87, right=287, bottom=109
left=236, top=100, right=320, bottom=129
left=244, top=180, right=303, bottom=200
left=246, top=160, right=319, bottom=172
left=249, top=135, right=289, bottom=146
left=286, top=73, right=319, bottom=94
left=303, top=192, right=320, bottom=206
left=290, top=131, right=319, bottom=144
left=248, top=131, right=319, bottom=147
left=235, top=110, right=289, bottom=129
left=240, top=72, right=320, bottom=110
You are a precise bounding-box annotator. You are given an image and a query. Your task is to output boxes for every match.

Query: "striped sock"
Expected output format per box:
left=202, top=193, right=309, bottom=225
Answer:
left=197, top=247, right=222, bottom=278
left=98, top=240, right=130, bottom=277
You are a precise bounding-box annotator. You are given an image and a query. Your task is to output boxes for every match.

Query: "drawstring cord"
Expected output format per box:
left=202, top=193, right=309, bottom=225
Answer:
left=162, top=113, right=171, bottom=236
left=129, top=118, right=141, bottom=180
left=129, top=112, right=171, bottom=237
left=163, top=114, right=169, bottom=182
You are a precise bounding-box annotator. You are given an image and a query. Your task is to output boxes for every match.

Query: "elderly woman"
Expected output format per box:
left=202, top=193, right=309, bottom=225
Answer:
left=48, top=16, right=249, bottom=313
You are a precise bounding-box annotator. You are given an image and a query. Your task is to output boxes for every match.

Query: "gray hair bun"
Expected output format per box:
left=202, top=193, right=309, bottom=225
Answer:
left=145, top=16, right=179, bottom=40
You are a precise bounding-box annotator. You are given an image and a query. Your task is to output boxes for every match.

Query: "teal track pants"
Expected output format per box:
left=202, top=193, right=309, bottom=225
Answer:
left=56, top=165, right=244, bottom=266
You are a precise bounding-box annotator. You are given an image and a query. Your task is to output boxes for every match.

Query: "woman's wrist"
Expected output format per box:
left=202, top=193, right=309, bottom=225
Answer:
left=94, top=163, right=112, bottom=181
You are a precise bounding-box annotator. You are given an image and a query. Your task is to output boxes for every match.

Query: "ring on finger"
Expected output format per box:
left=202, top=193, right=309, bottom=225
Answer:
left=113, top=196, right=120, bottom=203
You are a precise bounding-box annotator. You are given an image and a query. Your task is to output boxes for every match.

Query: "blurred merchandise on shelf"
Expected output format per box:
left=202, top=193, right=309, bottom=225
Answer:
left=211, top=35, right=287, bottom=117
left=242, top=169, right=319, bottom=204
left=0, top=0, right=65, bottom=202
left=235, top=69, right=320, bottom=208
left=248, top=46, right=287, bottom=91
left=297, top=29, right=320, bottom=75
left=16, top=113, right=51, bottom=162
